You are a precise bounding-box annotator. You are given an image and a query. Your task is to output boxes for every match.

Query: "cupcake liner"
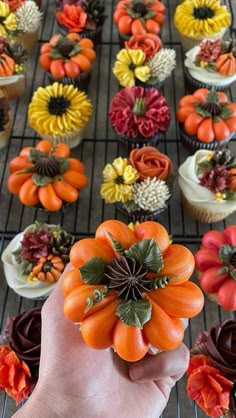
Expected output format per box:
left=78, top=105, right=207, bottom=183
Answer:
left=135, top=78, right=163, bottom=90
left=115, top=202, right=168, bottom=222
left=118, top=32, right=131, bottom=48
left=41, top=127, right=87, bottom=149
left=13, top=29, right=39, bottom=52
left=47, top=71, right=91, bottom=92
left=180, top=191, right=234, bottom=223
left=0, top=76, right=26, bottom=100
left=179, top=125, right=234, bottom=153
left=56, top=23, right=103, bottom=45
left=184, top=68, right=232, bottom=93
left=178, top=27, right=228, bottom=52
left=0, top=114, right=12, bottom=149
left=116, top=130, right=164, bottom=151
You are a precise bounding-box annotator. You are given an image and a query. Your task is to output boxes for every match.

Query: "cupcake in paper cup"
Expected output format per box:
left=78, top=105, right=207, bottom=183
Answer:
left=185, top=39, right=236, bottom=92
left=174, top=0, right=231, bottom=51
left=28, top=82, right=92, bottom=148
left=39, top=33, right=96, bottom=92
left=109, top=86, right=171, bottom=150
left=113, top=45, right=176, bottom=90
left=100, top=146, right=173, bottom=222
left=0, top=39, right=27, bottom=100
left=178, top=149, right=236, bottom=223
left=177, top=88, right=236, bottom=152
left=0, top=0, right=42, bottom=52
left=1, top=221, right=75, bottom=299
left=0, top=91, right=12, bottom=148
left=55, top=0, right=106, bottom=45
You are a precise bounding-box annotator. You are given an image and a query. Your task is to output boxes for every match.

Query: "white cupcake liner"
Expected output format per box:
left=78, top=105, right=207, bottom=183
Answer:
left=179, top=27, right=228, bottom=52
left=0, top=75, right=26, bottom=100
left=0, top=113, right=12, bottom=149
left=37, top=127, right=87, bottom=149
left=13, top=28, right=40, bottom=52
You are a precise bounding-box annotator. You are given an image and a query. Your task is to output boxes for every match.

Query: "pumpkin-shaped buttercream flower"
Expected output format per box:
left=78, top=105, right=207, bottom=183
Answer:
left=113, top=49, right=150, bottom=87
left=63, top=220, right=204, bottom=362
left=101, top=157, right=138, bottom=203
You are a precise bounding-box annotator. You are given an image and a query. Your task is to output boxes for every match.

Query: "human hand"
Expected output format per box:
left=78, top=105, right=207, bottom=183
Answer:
left=14, top=268, right=189, bottom=418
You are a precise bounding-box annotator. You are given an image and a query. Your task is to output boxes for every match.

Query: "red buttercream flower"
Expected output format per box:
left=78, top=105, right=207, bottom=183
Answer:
left=55, top=4, right=87, bottom=32
left=109, top=87, right=170, bottom=139
left=186, top=355, right=233, bottom=417
left=0, top=346, right=31, bottom=404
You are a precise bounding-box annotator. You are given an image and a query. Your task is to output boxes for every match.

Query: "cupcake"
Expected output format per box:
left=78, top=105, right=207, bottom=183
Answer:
left=55, top=0, right=106, bottom=45
left=0, top=91, right=12, bottom=148
left=0, top=307, right=42, bottom=404
left=28, top=82, right=92, bottom=148
left=186, top=320, right=236, bottom=418
left=1, top=221, right=75, bottom=299
left=195, top=225, right=236, bottom=311
left=0, top=0, right=42, bottom=52
left=39, top=33, right=96, bottom=92
left=177, top=88, right=236, bottom=152
left=113, top=46, right=176, bottom=90
left=185, top=39, right=236, bottom=92
left=113, top=0, right=165, bottom=47
left=109, top=86, right=171, bottom=150
left=7, top=139, right=88, bottom=211
left=0, top=39, right=27, bottom=100
left=178, top=149, right=236, bottom=223
left=100, top=147, right=173, bottom=222
left=63, top=219, right=204, bottom=361
left=174, top=0, right=231, bottom=51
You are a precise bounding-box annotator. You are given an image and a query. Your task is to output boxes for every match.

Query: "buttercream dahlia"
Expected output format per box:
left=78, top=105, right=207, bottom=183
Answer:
left=174, top=0, right=230, bottom=38
left=109, top=86, right=170, bottom=138
left=28, top=82, right=92, bottom=138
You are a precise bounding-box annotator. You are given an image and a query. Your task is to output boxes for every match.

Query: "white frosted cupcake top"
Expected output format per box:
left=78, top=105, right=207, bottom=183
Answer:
left=185, top=45, right=236, bottom=87
left=178, top=150, right=236, bottom=213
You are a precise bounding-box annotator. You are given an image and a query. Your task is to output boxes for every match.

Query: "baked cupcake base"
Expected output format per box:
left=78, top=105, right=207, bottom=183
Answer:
left=179, top=125, right=234, bottom=153
left=184, top=68, right=232, bottom=93
left=116, top=131, right=164, bottom=151
left=47, top=71, right=91, bottom=92
left=135, top=78, right=163, bottom=90
left=178, top=27, right=227, bottom=52
left=0, top=115, right=12, bottom=149
left=13, top=29, right=39, bottom=52
left=116, top=202, right=167, bottom=222
left=0, top=76, right=26, bottom=100
left=180, top=191, right=234, bottom=223
left=38, top=127, right=87, bottom=149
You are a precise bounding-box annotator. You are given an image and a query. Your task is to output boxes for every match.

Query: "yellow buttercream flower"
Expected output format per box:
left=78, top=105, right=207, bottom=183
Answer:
left=27, top=272, right=38, bottom=284
left=100, top=157, right=138, bottom=203
left=28, top=83, right=92, bottom=138
left=0, top=1, right=10, bottom=18
left=0, top=24, right=6, bottom=37
left=4, top=13, right=17, bottom=31
left=215, top=192, right=223, bottom=201
left=174, top=0, right=230, bottom=38
left=113, top=49, right=150, bottom=87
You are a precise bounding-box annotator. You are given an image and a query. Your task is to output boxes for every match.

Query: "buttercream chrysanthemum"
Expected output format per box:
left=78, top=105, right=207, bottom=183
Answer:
left=113, top=49, right=150, bottom=87
left=100, top=157, right=138, bottom=203
left=16, top=1, right=42, bottom=33
left=28, top=82, right=92, bottom=138
left=132, top=177, right=170, bottom=211
left=174, top=0, right=230, bottom=38
left=147, top=48, right=176, bottom=82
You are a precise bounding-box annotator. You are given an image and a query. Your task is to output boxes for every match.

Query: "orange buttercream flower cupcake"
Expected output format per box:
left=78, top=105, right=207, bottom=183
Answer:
left=129, top=146, right=173, bottom=181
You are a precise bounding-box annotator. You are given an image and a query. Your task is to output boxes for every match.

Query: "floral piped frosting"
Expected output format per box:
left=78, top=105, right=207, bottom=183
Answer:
left=100, top=147, right=173, bottom=213
left=28, top=82, right=92, bottom=138
left=174, top=0, right=230, bottom=38
left=109, top=86, right=170, bottom=139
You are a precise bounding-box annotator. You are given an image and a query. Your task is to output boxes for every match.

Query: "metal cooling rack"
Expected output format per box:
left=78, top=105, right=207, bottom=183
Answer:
left=0, top=0, right=235, bottom=416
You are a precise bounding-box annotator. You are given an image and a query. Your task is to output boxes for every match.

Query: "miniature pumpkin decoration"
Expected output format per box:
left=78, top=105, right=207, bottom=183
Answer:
left=177, top=88, right=236, bottom=143
left=113, top=0, right=165, bottom=36
left=195, top=226, right=236, bottom=311
left=39, top=33, right=96, bottom=78
left=215, top=52, right=236, bottom=76
left=32, top=254, right=65, bottom=282
left=229, top=168, right=236, bottom=191
left=7, top=139, right=88, bottom=211
left=63, top=220, right=204, bottom=362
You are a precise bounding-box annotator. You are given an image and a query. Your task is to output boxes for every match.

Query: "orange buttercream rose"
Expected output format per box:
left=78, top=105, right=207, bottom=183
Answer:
left=55, top=4, right=87, bottom=32
left=130, top=147, right=172, bottom=181
left=0, top=346, right=31, bottom=404
left=125, top=34, right=162, bottom=59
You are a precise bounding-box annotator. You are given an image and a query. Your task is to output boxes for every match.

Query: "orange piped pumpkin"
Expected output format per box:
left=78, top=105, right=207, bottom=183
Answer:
left=7, top=139, right=88, bottom=211
left=215, top=52, right=236, bottom=76
left=63, top=220, right=204, bottom=362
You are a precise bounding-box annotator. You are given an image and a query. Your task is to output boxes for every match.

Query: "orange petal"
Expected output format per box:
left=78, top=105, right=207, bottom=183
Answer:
left=159, top=244, right=195, bottom=284
left=134, top=221, right=170, bottom=254
left=113, top=320, right=148, bottom=362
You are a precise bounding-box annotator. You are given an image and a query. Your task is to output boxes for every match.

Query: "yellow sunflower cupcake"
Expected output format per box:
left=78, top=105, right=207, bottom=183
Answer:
left=28, top=82, right=92, bottom=148
left=174, top=0, right=231, bottom=51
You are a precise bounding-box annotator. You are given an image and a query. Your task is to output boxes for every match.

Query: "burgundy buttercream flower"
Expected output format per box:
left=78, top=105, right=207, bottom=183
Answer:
left=109, top=86, right=170, bottom=139
left=20, top=228, right=52, bottom=262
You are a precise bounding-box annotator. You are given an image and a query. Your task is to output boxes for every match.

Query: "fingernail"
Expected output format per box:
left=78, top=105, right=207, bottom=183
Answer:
left=129, top=366, right=143, bottom=381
